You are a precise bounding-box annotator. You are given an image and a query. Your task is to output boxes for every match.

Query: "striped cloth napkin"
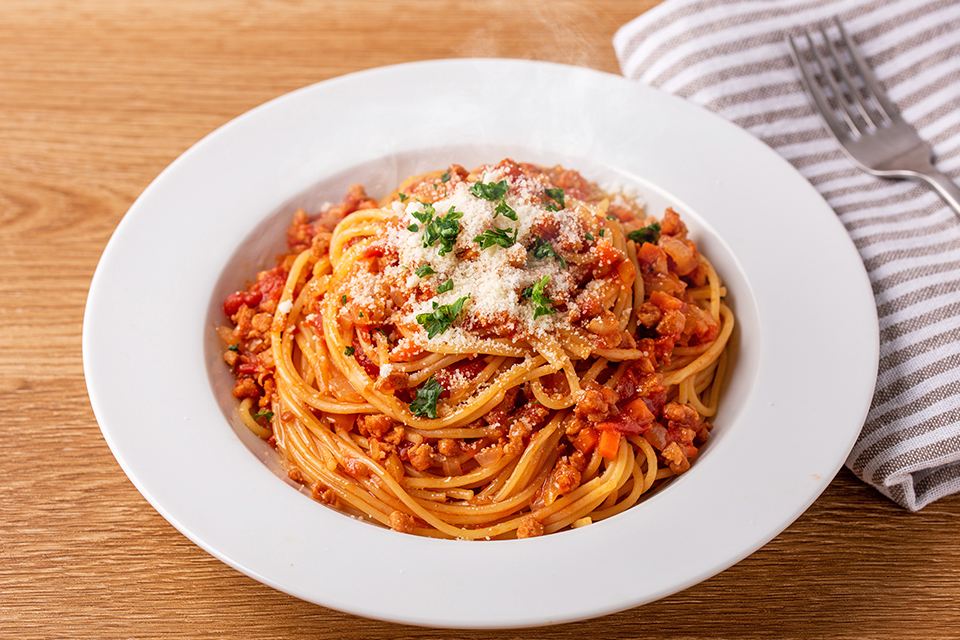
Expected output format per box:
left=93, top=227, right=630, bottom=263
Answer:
left=614, top=0, right=960, bottom=511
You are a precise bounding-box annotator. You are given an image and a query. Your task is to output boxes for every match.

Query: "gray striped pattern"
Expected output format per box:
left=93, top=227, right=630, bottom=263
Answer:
left=615, top=0, right=960, bottom=510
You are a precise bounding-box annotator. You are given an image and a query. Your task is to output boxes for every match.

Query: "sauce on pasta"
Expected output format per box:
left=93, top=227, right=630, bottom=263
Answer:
left=219, top=159, right=734, bottom=539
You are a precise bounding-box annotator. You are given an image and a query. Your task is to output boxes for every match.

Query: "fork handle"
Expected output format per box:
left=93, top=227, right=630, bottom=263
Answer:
left=917, top=169, right=960, bottom=219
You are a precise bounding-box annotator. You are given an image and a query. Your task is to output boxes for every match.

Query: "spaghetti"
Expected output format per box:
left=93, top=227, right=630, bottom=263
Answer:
left=219, top=159, right=734, bottom=539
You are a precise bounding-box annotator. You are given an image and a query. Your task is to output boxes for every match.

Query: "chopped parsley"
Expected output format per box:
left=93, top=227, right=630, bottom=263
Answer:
left=341, top=294, right=347, bottom=305
left=415, top=264, right=437, bottom=277
left=409, top=376, right=443, bottom=419
left=416, top=295, right=470, bottom=339
left=252, top=409, right=274, bottom=421
left=227, top=343, right=239, bottom=352
left=414, top=204, right=462, bottom=257
left=470, top=178, right=517, bottom=221
left=531, top=236, right=567, bottom=268
left=584, top=232, right=595, bottom=242
left=606, top=214, right=617, bottom=221
left=375, top=327, right=392, bottom=343
left=545, top=187, right=565, bottom=211
left=437, top=278, right=454, bottom=294
left=495, top=200, right=518, bottom=221
left=407, top=223, right=419, bottom=232
left=441, top=170, right=450, bottom=183
left=412, top=202, right=436, bottom=224
left=469, top=179, right=509, bottom=201
left=344, top=346, right=355, bottom=356
left=599, top=229, right=605, bottom=237
left=474, top=226, right=518, bottom=250
left=627, top=221, right=661, bottom=245
left=522, top=275, right=557, bottom=319
left=398, top=192, right=408, bottom=202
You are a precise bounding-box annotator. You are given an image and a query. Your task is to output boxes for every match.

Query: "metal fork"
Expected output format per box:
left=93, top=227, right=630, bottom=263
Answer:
left=787, top=17, right=960, bottom=218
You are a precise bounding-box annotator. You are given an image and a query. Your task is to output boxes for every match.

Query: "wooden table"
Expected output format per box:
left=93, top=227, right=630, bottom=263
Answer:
left=3, top=1, right=959, bottom=637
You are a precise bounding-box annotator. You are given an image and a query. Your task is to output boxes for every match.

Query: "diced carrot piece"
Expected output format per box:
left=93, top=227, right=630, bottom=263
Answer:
left=622, top=396, right=654, bottom=423
left=572, top=426, right=599, bottom=454
left=649, top=289, right=684, bottom=311
left=635, top=241, right=663, bottom=264
left=597, top=429, right=621, bottom=461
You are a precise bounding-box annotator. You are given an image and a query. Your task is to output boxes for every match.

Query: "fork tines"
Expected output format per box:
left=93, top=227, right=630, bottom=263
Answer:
left=787, top=17, right=903, bottom=141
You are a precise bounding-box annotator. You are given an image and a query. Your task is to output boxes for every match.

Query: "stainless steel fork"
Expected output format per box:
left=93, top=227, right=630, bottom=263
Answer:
left=787, top=17, right=960, bottom=218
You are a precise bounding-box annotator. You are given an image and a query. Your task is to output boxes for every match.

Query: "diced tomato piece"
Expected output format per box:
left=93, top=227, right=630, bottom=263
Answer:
left=353, top=345, right=379, bottom=377
left=223, top=290, right=261, bottom=316
left=654, top=336, right=675, bottom=361
left=390, top=337, right=425, bottom=362
left=434, top=357, right=488, bottom=390
left=252, top=266, right=287, bottom=305
left=363, top=244, right=386, bottom=258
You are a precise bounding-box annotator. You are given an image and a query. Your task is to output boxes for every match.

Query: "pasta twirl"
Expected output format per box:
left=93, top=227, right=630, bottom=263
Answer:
left=220, top=159, right=734, bottom=539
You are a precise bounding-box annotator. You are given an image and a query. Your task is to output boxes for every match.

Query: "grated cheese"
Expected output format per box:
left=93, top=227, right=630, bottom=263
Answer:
left=363, top=167, right=613, bottom=348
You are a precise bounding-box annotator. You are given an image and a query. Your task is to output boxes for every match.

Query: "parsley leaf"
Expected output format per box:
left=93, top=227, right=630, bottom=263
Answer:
left=227, top=343, right=239, bottom=352
left=416, top=295, right=469, bottom=339
left=341, top=294, right=347, bottom=305
left=420, top=205, right=463, bottom=256
left=252, top=409, right=274, bottom=421
left=584, top=232, right=595, bottom=242
left=437, top=278, right=454, bottom=294
left=412, top=202, right=435, bottom=224
left=606, top=214, right=617, bottom=221
left=469, top=179, right=509, bottom=201
left=530, top=236, right=567, bottom=268
left=409, top=377, right=443, bottom=419
left=407, top=223, right=419, bottom=232
left=415, top=264, right=436, bottom=277
left=627, top=221, right=661, bottom=245
left=545, top=187, right=565, bottom=210
left=441, top=170, right=450, bottom=183
left=523, top=275, right=557, bottom=319
left=398, top=193, right=408, bottom=202
left=344, top=346, right=355, bottom=356
left=473, top=226, right=518, bottom=250
left=494, top=200, right=518, bottom=221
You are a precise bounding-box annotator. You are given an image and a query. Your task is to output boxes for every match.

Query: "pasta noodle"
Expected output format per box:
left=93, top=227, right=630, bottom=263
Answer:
left=219, top=159, right=734, bottom=539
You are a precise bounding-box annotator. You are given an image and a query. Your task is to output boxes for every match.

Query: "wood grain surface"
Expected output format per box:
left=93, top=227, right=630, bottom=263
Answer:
left=2, top=1, right=959, bottom=638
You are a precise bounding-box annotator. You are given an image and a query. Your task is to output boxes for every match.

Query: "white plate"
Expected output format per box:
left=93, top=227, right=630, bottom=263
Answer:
left=83, top=59, right=878, bottom=628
